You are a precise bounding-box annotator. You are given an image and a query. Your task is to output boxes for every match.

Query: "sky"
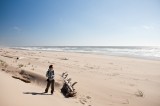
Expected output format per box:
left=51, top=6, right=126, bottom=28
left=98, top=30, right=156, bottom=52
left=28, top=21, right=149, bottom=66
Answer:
left=0, top=0, right=160, bottom=46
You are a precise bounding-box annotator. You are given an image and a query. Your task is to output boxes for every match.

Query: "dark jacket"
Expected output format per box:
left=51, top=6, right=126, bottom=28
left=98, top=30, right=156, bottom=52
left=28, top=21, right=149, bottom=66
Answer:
left=46, top=69, right=54, bottom=81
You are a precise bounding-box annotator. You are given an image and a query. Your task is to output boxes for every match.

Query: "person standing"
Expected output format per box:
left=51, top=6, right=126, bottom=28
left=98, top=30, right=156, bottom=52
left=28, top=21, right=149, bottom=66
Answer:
left=45, top=65, right=55, bottom=94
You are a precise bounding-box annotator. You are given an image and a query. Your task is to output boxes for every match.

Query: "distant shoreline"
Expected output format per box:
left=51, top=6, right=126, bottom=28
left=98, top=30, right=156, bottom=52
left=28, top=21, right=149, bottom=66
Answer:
left=9, top=46, right=160, bottom=61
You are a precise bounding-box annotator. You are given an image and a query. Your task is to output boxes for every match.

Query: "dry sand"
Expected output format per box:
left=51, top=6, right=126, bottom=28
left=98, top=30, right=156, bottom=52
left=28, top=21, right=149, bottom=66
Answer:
left=0, top=47, right=160, bottom=106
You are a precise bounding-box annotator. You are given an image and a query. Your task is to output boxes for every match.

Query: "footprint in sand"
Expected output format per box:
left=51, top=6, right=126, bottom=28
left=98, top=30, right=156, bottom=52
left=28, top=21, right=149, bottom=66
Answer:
left=129, top=83, right=135, bottom=87
left=79, top=95, right=92, bottom=106
left=86, top=96, right=91, bottom=99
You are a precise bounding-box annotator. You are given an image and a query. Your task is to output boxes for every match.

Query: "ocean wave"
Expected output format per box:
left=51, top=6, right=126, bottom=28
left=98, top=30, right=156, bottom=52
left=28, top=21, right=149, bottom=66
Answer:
left=11, top=46, right=160, bottom=60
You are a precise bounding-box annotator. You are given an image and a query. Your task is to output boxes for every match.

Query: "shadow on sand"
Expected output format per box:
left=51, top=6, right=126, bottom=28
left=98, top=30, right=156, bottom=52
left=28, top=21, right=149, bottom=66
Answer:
left=23, top=92, right=52, bottom=95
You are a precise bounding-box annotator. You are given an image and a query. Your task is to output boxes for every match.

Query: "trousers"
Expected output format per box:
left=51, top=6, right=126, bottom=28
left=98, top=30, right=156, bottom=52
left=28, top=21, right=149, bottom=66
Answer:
left=45, top=79, right=54, bottom=93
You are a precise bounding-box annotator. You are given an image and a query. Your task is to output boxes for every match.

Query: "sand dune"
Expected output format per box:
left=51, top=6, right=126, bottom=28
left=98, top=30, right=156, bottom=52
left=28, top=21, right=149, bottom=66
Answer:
left=0, top=71, right=82, bottom=106
left=0, top=48, right=160, bottom=106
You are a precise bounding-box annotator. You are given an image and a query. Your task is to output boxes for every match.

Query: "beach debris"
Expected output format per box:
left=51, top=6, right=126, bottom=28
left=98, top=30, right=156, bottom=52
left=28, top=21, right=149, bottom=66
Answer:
left=86, top=96, right=91, bottom=99
left=0, top=60, right=8, bottom=68
left=60, top=58, right=69, bottom=60
left=135, top=90, right=144, bottom=97
left=18, top=64, right=24, bottom=68
left=1, top=55, right=14, bottom=58
left=122, top=99, right=129, bottom=104
left=61, top=72, right=77, bottom=97
left=12, top=76, right=31, bottom=83
left=1, top=68, right=5, bottom=71
left=1, top=55, right=20, bottom=60
left=0, top=60, right=5, bottom=66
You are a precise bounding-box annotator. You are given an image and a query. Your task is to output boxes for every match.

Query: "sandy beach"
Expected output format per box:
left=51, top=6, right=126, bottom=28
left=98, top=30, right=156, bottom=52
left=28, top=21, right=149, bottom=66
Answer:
left=0, top=47, right=160, bottom=106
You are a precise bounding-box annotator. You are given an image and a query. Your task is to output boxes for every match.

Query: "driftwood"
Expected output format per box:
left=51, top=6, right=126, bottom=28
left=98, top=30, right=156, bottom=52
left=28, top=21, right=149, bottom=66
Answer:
left=61, top=72, right=77, bottom=97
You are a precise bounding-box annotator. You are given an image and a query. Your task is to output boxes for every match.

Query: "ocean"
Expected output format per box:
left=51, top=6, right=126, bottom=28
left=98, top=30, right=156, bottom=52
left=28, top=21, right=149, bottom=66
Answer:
left=12, top=46, right=160, bottom=60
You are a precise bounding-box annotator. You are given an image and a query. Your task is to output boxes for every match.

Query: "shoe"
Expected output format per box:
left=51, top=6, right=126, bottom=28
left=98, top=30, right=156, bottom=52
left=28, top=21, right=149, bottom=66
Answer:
left=51, top=91, right=54, bottom=95
left=44, top=91, right=48, bottom=93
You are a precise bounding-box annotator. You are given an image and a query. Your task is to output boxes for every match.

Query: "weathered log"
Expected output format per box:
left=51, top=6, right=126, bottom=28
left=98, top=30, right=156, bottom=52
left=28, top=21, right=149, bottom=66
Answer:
left=72, top=82, right=77, bottom=87
left=67, top=78, right=72, bottom=83
left=62, top=72, right=67, bottom=77
left=64, top=74, right=68, bottom=79
left=61, top=72, right=77, bottom=97
left=64, top=79, right=73, bottom=91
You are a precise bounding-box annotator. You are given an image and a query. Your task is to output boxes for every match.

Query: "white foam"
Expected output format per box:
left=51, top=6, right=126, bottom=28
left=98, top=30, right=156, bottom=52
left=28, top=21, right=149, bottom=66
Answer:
left=11, top=46, right=160, bottom=60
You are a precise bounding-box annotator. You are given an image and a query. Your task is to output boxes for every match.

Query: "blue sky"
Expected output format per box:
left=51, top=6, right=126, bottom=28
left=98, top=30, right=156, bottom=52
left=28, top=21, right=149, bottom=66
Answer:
left=0, top=0, right=160, bottom=46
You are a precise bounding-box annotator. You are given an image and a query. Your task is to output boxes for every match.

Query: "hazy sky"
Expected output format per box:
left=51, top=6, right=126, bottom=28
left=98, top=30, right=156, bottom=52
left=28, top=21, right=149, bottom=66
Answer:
left=0, top=0, right=160, bottom=46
